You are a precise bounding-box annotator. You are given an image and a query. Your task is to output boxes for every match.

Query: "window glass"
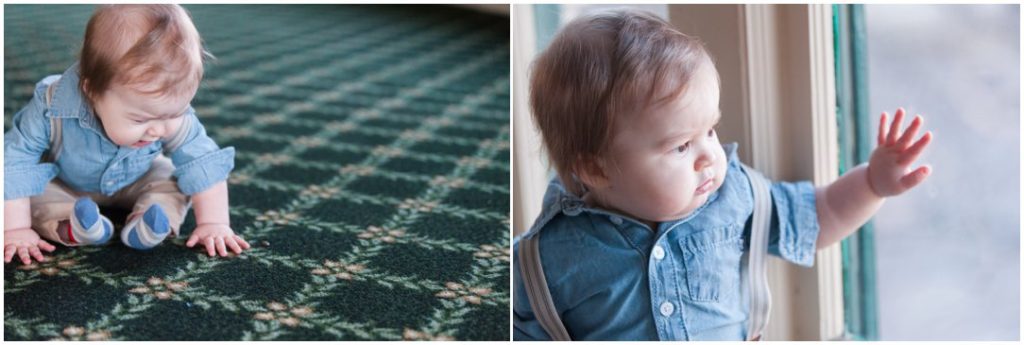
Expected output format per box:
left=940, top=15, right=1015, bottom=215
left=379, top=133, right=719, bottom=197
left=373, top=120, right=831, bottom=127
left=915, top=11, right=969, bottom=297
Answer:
left=864, top=4, right=1019, bottom=340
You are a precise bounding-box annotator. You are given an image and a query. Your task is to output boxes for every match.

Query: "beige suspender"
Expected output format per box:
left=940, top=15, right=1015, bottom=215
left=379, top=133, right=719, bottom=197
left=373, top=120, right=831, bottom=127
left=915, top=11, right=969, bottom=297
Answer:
left=518, top=164, right=773, bottom=341
left=44, top=79, right=63, bottom=162
left=161, top=112, right=192, bottom=155
left=742, top=163, right=773, bottom=341
left=518, top=234, right=572, bottom=340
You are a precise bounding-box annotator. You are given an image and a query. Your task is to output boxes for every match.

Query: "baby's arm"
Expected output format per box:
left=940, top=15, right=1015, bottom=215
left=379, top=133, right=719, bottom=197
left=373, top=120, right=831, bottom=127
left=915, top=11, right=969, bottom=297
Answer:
left=815, top=108, right=933, bottom=248
left=4, top=79, right=62, bottom=265
left=4, top=198, right=56, bottom=264
left=185, top=181, right=250, bottom=257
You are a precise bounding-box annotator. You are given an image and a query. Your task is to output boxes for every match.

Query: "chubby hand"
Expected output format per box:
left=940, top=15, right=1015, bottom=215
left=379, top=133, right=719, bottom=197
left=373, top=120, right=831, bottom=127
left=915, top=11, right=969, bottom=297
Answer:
left=868, top=107, right=933, bottom=197
left=4, top=228, right=56, bottom=265
left=186, top=223, right=250, bottom=257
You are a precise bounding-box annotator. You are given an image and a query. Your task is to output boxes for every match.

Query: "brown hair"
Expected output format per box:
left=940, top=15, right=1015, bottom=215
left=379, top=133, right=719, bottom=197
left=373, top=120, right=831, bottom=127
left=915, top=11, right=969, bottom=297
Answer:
left=79, top=4, right=212, bottom=104
left=529, top=9, right=713, bottom=195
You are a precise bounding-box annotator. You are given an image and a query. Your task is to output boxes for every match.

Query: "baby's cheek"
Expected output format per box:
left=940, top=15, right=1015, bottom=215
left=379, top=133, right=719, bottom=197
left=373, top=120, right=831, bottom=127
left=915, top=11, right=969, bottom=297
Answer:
left=655, top=180, right=694, bottom=210
left=169, top=118, right=185, bottom=136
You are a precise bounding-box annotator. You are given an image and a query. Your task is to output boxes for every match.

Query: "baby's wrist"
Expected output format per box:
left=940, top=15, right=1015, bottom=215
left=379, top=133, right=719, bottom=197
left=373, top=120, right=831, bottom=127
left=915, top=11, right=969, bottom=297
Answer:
left=863, top=164, right=886, bottom=198
left=197, top=222, right=231, bottom=228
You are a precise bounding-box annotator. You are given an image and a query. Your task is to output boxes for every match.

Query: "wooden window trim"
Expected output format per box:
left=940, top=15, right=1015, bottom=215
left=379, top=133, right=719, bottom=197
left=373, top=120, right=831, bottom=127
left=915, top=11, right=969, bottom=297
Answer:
left=669, top=4, right=844, bottom=340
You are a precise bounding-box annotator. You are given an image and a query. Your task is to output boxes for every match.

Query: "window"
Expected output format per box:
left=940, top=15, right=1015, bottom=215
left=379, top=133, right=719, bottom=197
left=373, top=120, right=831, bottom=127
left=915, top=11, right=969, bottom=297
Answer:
left=841, top=4, right=1020, bottom=340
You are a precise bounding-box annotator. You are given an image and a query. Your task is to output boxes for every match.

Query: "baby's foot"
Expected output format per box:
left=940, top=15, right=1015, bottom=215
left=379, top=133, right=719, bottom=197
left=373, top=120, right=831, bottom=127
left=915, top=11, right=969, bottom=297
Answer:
left=121, top=204, right=171, bottom=250
left=68, top=197, right=113, bottom=245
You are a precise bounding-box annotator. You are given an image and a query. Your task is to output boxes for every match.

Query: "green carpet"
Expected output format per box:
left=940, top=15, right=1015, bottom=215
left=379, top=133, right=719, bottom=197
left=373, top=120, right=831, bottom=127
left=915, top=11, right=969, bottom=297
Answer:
left=4, top=5, right=510, bottom=341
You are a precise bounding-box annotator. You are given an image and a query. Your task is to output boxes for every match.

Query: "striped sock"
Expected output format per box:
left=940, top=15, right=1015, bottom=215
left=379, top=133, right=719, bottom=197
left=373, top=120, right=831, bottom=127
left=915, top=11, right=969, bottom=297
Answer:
left=121, top=204, right=171, bottom=250
left=69, top=197, right=113, bottom=245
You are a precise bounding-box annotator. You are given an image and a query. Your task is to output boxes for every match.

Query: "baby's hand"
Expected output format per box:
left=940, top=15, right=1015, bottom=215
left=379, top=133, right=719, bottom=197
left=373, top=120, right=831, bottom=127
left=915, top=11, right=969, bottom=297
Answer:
left=185, top=223, right=250, bottom=257
left=4, top=228, right=56, bottom=265
left=868, top=108, right=933, bottom=197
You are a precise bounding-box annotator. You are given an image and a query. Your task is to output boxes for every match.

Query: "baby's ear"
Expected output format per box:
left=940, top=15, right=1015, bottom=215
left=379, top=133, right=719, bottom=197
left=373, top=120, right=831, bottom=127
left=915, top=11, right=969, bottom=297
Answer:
left=575, top=156, right=611, bottom=190
left=81, top=79, right=95, bottom=101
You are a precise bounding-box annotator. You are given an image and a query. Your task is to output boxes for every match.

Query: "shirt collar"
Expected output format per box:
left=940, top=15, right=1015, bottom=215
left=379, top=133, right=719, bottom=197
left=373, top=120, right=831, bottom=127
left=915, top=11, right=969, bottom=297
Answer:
left=48, top=63, right=105, bottom=135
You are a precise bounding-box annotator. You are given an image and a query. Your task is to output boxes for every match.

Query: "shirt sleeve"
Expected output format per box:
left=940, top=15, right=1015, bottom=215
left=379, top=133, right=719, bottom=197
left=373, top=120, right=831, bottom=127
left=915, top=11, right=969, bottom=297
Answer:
left=767, top=180, right=820, bottom=267
left=512, top=240, right=554, bottom=341
left=167, top=109, right=235, bottom=195
left=4, top=78, right=60, bottom=200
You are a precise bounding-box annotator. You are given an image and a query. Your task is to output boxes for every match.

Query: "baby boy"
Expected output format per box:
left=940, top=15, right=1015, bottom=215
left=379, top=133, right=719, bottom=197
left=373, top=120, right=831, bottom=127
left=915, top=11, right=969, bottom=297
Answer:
left=513, top=10, right=932, bottom=340
left=5, top=5, right=250, bottom=264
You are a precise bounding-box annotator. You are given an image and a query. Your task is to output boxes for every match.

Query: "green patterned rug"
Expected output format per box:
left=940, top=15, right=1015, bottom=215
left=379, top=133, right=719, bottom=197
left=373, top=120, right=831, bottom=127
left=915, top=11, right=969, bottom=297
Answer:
left=4, top=5, right=510, bottom=341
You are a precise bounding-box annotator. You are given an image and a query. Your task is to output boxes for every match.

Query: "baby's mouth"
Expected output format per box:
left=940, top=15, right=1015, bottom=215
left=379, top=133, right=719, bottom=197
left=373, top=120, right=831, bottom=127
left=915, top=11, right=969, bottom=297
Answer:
left=695, top=178, right=714, bottom=195
left=694, top=170, right=716, bottom=195
left=131, top=140, right=153, bottom=148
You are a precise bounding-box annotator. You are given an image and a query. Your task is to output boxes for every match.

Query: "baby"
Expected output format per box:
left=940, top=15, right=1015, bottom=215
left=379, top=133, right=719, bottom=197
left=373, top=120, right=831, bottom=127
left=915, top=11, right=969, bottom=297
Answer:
left=4, top=5, right=250, bottom=264
left=513, top=10, right=933, bottom=340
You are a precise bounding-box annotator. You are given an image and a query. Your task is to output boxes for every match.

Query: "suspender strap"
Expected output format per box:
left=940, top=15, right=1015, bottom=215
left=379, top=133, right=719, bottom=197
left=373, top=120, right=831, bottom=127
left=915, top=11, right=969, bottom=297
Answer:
left=44, top=78, right=63, bottom=162
left=741, top=163, right=773, bottom=341
left=518, top=235, right=572, bottom=341
left=162, top=112, right=192, bottom=154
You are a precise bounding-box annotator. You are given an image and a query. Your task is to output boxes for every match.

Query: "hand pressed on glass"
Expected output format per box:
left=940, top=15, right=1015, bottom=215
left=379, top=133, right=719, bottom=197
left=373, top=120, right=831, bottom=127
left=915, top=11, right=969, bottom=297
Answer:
left=869, top=107, right=934, bottom=197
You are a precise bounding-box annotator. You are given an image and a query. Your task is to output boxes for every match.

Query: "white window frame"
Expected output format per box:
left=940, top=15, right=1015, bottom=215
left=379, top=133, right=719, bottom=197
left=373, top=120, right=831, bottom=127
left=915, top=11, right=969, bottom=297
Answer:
left=512, top=4, right=548, bottom=237
left=512, top=4, right=845, bottom=340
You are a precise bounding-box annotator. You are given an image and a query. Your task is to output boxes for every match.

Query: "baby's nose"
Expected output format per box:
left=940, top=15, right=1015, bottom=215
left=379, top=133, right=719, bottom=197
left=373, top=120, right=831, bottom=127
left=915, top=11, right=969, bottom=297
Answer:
left=695, top=153, right=714, bottom=170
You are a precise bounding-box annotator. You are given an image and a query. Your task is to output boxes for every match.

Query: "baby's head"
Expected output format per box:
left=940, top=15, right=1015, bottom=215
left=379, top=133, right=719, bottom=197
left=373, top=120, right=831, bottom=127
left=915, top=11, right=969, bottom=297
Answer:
left=79, top=4, right=209, bottom=148
left=530, top=9, right=727, bottom=224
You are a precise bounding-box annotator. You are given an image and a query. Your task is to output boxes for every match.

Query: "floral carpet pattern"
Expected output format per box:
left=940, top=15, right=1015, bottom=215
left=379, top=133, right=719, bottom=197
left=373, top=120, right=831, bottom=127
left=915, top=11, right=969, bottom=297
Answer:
left=4, top=5, right=510, bottom=340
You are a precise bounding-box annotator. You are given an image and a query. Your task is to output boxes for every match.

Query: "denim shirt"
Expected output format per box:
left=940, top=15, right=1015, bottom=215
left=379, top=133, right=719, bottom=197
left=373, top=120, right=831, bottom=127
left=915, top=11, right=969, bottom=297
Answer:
left=512, top=143, right=820, bottom=341
left=4, top=63, right=235, bottom=200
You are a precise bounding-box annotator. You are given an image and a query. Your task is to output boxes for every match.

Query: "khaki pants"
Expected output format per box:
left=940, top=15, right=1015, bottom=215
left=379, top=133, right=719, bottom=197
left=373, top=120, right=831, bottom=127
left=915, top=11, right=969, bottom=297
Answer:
left=29, top=156, right=190, bottom=246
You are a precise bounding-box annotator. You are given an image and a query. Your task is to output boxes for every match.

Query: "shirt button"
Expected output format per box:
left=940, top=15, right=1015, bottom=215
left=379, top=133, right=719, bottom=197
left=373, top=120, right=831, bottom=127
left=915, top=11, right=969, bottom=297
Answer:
left=106, top=181, right=114, bottom=186
left=660, top=301, right=674, bottom=316
left=609, top=216, right=623, bottom=225
left=652, top=245, right=665, bottom=260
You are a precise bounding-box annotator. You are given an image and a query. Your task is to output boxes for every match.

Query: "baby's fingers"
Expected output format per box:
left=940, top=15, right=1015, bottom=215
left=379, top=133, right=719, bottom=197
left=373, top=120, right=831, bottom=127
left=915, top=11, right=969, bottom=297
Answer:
left=38, top=240, right=56, bottom=252
left=17, top=247, right=31, bottom=265
left=216, top=237, right=228, bottom=257
left=885, top=108, right=906, bottom=146
left=28, top=247, right=46, bottom=263
left=204, top=237, right=216, bottom=257
left=235, top=236, right=251, bottom=250
left=895, top=115, right=923, bottom=150
left=899, top=165, right=931, bottom=190
left=898, top=131, right=933, bottom=165
left=5, top=245, right=17, bottom=263
left=186, top=234, right=200, bottom=247
left=226, top=237, right=243, bottom=254
left=877, top=112, right=888, bottom=146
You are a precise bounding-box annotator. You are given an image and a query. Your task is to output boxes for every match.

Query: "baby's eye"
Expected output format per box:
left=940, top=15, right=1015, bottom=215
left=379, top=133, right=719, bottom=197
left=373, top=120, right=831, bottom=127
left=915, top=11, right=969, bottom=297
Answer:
left=675, top=142, right=691, bottom=154
left=707, top=128, right=716, bottom=137
left=132, top=118, right=147, bottom=124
